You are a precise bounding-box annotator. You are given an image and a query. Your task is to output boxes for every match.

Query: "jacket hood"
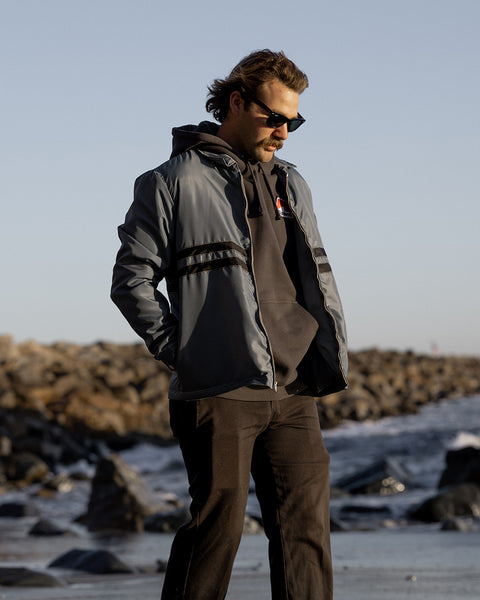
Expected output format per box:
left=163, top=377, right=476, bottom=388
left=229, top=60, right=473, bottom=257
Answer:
left=171, top=121, right=236, bottom=159
left=171, top=121, right=271, bottom=176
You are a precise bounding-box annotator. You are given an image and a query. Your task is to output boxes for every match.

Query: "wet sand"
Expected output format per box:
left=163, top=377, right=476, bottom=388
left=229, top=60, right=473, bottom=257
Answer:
left=1, top=521, right=480, bottom=599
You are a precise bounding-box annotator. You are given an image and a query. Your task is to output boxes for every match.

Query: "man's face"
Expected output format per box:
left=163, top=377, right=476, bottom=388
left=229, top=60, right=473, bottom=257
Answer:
left=235, top=79, right=301, bottom=162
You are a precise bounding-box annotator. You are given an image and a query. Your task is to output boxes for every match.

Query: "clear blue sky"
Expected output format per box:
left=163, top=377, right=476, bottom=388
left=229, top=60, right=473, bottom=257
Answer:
left=1, top=0, right=479, bottom=355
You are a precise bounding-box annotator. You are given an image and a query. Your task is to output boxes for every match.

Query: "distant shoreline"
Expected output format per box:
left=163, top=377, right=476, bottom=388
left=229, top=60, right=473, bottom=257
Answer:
left=1, top=334, right=480, bottom=439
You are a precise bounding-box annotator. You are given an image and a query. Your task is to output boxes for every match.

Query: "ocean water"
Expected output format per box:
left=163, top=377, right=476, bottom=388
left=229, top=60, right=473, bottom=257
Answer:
left=118, top=393, right=480, bottom=530
left=324, top=394, right=480, bottom=527
left=3, top=394, right=480, bottom=530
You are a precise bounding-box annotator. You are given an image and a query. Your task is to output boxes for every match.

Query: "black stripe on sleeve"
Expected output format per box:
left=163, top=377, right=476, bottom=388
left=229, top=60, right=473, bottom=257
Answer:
left=178, top=257, right=249, bottom=277
left=177, top=241, right=247, bottom=260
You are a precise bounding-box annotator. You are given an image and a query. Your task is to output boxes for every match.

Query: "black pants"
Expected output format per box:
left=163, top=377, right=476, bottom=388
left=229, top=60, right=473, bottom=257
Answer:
left=161, top=395, right=333, bottom=600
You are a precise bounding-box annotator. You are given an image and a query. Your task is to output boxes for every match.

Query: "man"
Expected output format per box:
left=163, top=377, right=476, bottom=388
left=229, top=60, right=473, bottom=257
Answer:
left=111, top=49, right=347, bottom=600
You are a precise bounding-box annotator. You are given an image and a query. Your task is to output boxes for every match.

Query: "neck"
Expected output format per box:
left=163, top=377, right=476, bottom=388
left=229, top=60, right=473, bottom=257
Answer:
left=216, top=122, right=238, bottom=149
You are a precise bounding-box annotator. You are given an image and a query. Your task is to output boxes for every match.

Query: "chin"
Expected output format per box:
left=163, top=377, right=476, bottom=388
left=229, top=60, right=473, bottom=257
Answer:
left=256, top=148, right=275, bottom=162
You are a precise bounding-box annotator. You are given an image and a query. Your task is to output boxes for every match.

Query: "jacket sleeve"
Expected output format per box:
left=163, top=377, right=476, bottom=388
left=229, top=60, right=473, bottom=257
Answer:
left=110, top=169, right=178, bottom=369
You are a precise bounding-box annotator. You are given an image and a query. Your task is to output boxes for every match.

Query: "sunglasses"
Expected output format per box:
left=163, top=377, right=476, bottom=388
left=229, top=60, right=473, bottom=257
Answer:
left=242, top=90, right=306, bottom=132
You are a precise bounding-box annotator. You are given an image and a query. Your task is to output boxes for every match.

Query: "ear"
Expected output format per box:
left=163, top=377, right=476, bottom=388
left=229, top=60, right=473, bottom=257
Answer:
left=229, top=90, right=244, bottom=117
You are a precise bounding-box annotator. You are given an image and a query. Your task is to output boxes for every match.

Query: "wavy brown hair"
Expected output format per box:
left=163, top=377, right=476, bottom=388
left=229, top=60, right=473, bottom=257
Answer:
left=206, top=49, right=309, bottom=123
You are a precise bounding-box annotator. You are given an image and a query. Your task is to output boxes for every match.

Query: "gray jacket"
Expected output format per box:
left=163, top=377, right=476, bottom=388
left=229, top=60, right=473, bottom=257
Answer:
left=111, top=136, right=348, bottom=400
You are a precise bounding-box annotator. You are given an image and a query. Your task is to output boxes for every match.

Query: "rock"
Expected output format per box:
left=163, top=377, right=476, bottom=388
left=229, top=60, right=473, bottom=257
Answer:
left=42, top=472, right=75, bottom=493
left=0, top=340, right=172, bottom=440
left=329, top=516, right=347, bottom=532
left=242, top=514, right=264, bottom=534
left=48, top=548, right=133, bottom=574
left=0, top=434, right=11, bottom=456
left=339, top=504, right=392, bottom=519
left=440, top=517, right=478, bottom=532
left=156, top=559, right=168, bottom=573
left=29, top=518, right=76, bottom=536
left=0, top=501, right=40, bottom=517
left=0, top=566, right=63, bottom=587
left=410, top=482, right=480, bottom=522
left=0, top=408, right=101, bottom=474
left=438, top=445, right=480, bottom=488
left=86, top=453, right=170, bottom=532
left=0, top=334, right=18, bottom=362
left=1, top=451, right=50, bottom=484
left=334, top=457, right=411, bottom=495
left=144, top=507, right=190, bottom=533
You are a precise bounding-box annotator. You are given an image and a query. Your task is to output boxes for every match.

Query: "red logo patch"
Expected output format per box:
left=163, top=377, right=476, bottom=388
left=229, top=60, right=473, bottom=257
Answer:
left=276, top=197, right=293, bottom=219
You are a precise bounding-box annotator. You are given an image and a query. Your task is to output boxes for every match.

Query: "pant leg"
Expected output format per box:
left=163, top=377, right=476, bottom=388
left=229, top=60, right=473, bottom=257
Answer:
left=251, top=395, right=333, bottom=600
left=161, top=397, right=270, bottom=600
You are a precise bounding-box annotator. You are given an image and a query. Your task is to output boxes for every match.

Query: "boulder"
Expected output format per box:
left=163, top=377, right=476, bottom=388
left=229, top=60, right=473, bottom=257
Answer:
left=29, top=518, right=76, bottom=536
left=0, top=407, right=100, bottom=469
left=0, top=501, right=40, bottom=517
left=86, top=453, right=171, bottom=532
left=0, top=433, right=11, bottom=456
left=242, top=514, right=264, bottom=534
left=440, top=517, right=478, bottom=532
left=0, top=334, right=18, bottom=362
left=42, top=472, right=75, bottom=493
left=438, top=445, right=480, bottom=488
left=339, top=504, right=393, bottom=520
left=0, top=566, right=63, bottom=587
left=1, top=451, right=50, bottom=484
left=144, top=507, right=190, bottom=533
left=334, top=457, right=411, bottom=495
left=410, top=482, right=480, bottom=522
left=48, top=548, right=133, bottom=574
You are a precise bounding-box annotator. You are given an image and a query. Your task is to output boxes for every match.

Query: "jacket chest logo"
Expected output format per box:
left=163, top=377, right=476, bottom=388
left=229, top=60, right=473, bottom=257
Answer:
left=276, top=197, right=294, bottom=219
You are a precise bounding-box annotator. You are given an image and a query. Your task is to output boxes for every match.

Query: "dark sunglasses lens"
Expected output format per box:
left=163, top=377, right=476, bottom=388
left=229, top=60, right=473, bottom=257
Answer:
left=266, top=115, right=288, bottom=129
left=287, top=118, right=305, bottom=132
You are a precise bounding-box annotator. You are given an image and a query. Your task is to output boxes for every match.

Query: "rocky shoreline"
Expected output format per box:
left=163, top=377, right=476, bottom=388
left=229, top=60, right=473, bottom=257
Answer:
left=2, top=335, right=479, bottom=502
left=1, top=335, right=480, bottom=442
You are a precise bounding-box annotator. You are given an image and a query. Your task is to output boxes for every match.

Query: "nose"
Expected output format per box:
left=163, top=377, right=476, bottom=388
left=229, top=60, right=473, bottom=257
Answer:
left=273, top=123, right=289, bottom=140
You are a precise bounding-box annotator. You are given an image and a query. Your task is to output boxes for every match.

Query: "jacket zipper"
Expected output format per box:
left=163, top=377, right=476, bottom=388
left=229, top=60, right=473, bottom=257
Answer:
left=239, top=173, right=278, bottom=391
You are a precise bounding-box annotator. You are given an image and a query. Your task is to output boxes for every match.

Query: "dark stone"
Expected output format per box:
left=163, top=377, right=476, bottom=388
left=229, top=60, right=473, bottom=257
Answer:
left=0, top=501, right=40, bottom=517
left=330, top=516, right=347, bottom=532
left=48, top=548, right=134, bottom=574
left=2, top=451, right=50, bottom=484
left=339, top=504, right=392, bottom=517
left=86, top=453, right=167, bottom=532
left=42, top=472, right=75, bottom=493
left=410, top=482, right=480, bottom=522
left=0, top=566, right=63, bottom=587
left=14, top=437, right=62, bottom=465
left=29, top=518, right=76, bottom=536
left=438, top=446, right=480, bottom=488
left=156, top=559, right=168, bottom=573
left=144, top=508, right=190, bottom=533
left=334, top=457, right=411, bottom=495
left=440, top=517, right=477, bottom=532
left=7, top=409, right=102, bottom=466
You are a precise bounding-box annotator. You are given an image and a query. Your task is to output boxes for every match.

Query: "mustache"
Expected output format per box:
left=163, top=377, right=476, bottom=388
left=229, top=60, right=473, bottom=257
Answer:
left=262, top=138, right=283, bottom=150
